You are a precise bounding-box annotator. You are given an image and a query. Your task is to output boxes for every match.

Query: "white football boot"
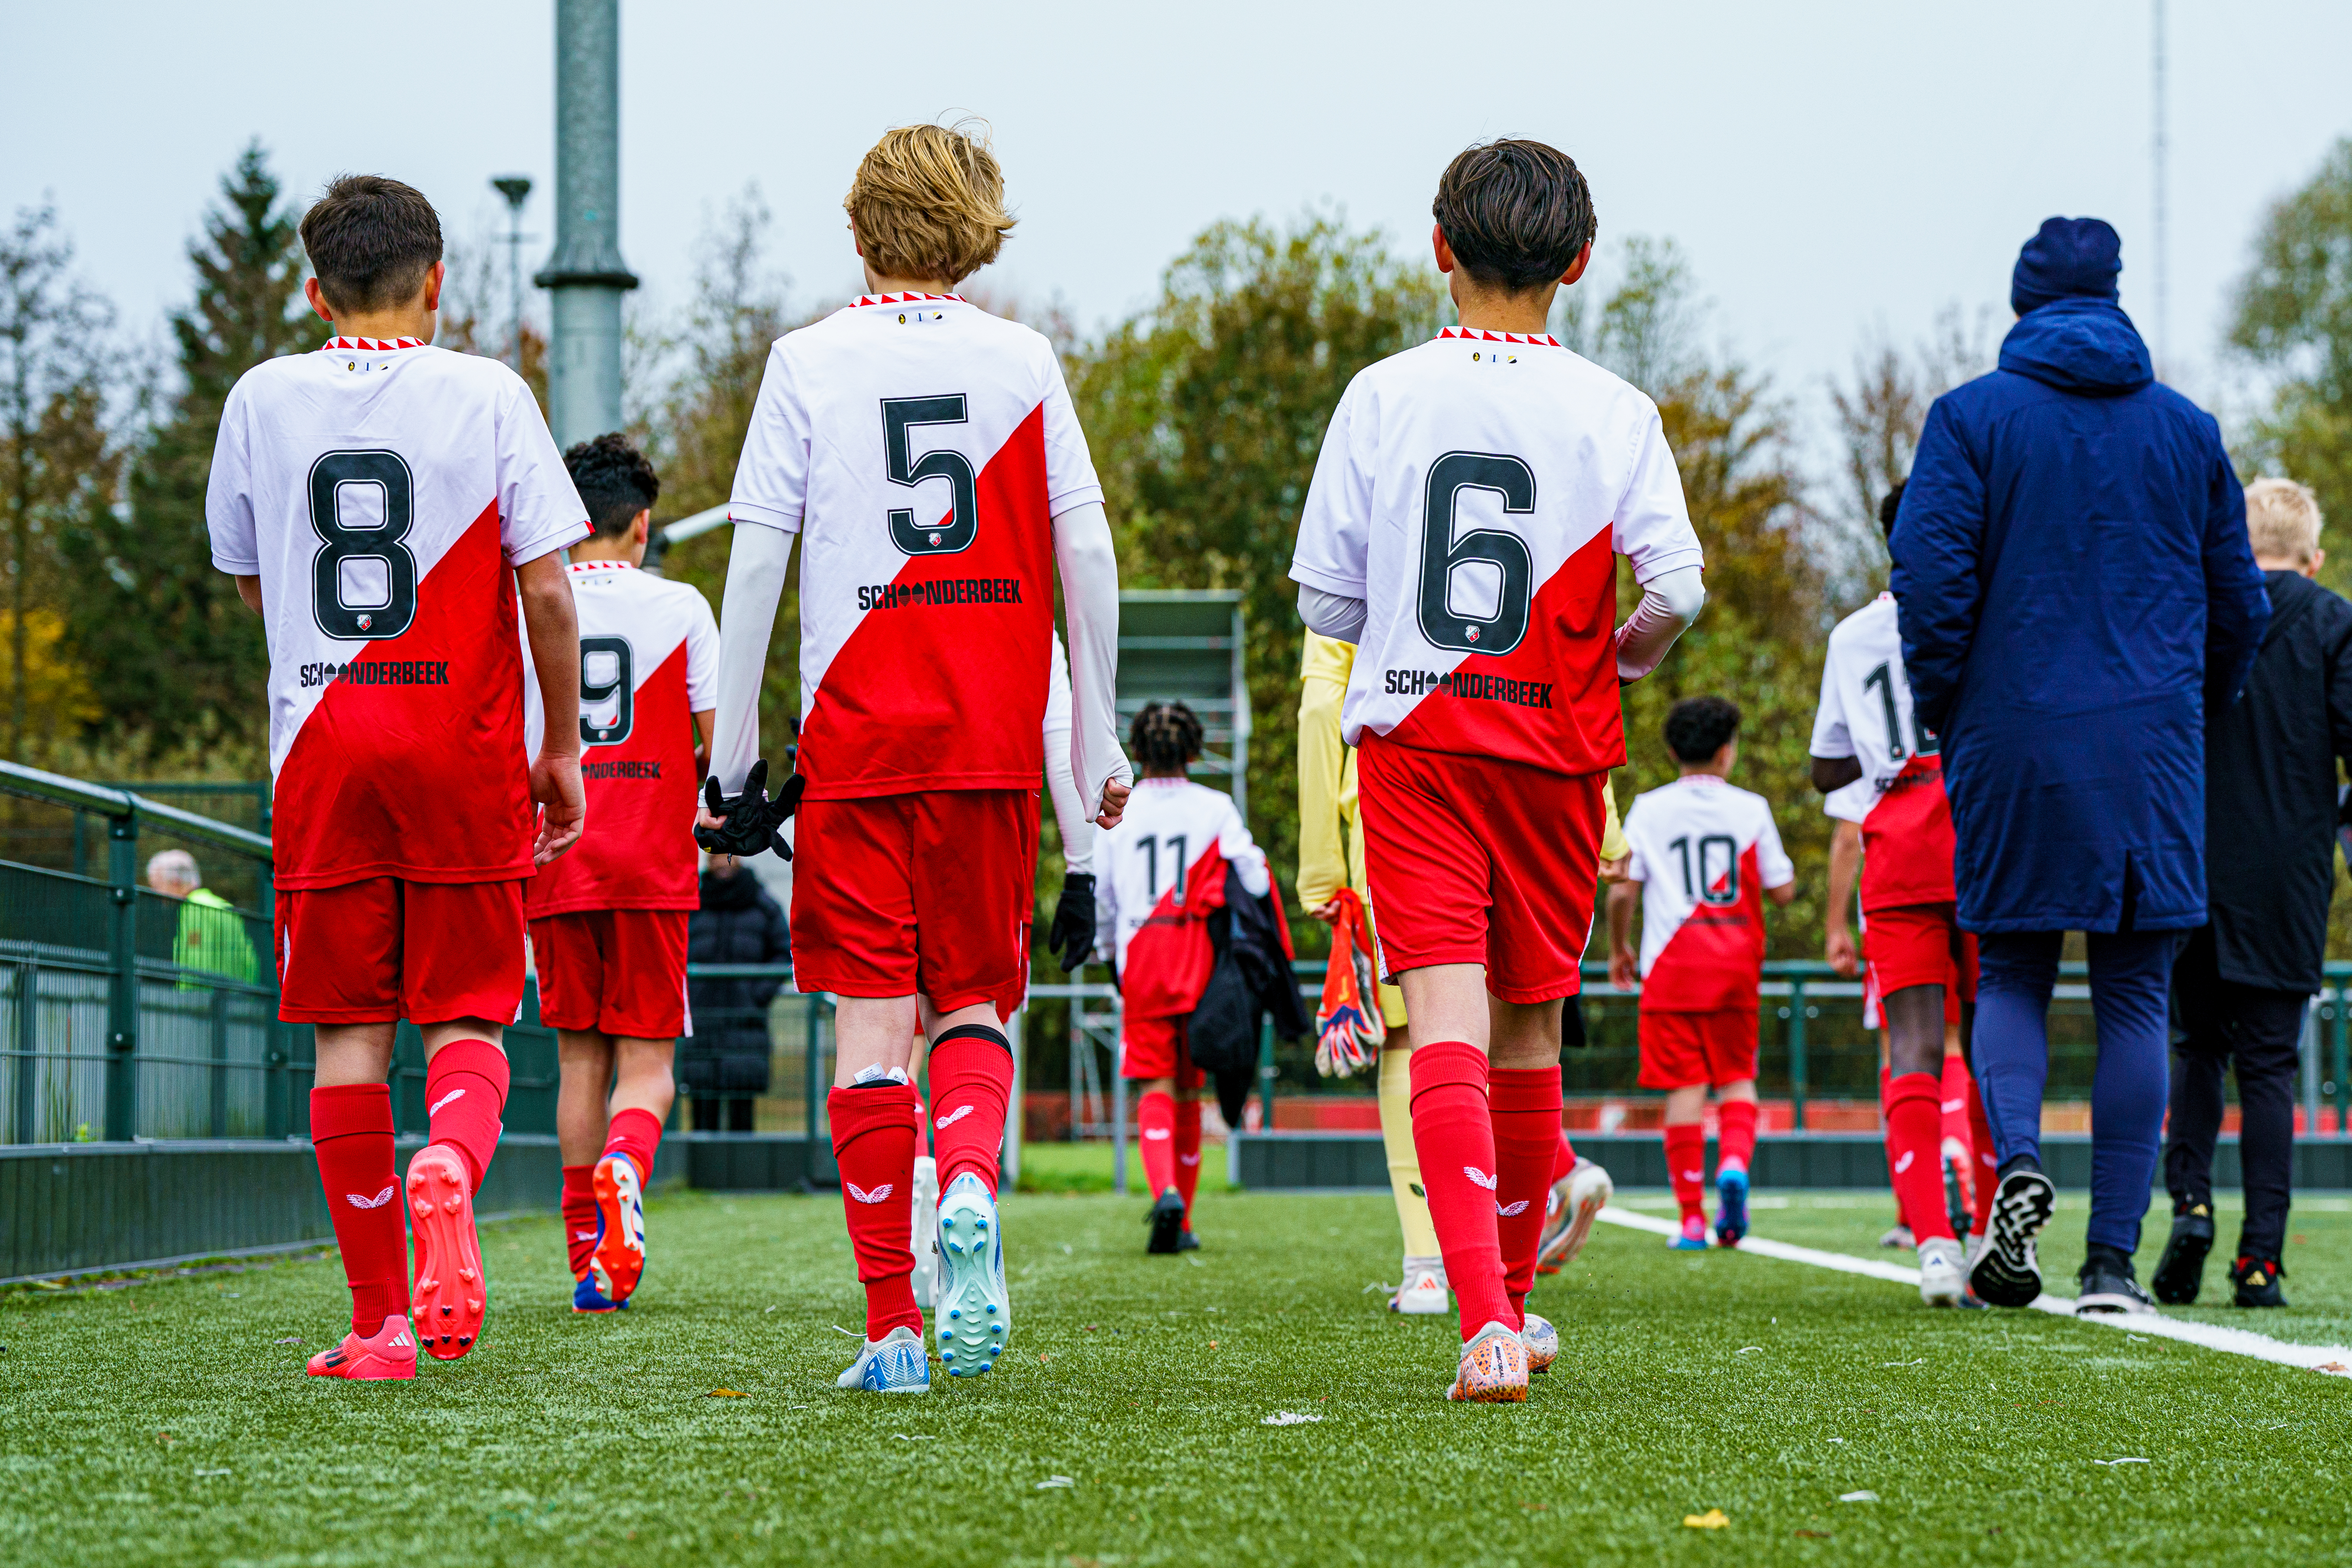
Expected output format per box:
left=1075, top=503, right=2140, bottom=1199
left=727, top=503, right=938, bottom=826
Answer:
left=1917, top=1236, right=1966, bottom=1308
left=910, top=1155, right=940, bottom=1310
left=934, top=1172, right=1009, bottom=1376
left=1537, top=1157, right=1615, bottom=1269
left=836, top=1324, right=930, bottom=1393
left=1390, top=1256, right=1450, bottom=1315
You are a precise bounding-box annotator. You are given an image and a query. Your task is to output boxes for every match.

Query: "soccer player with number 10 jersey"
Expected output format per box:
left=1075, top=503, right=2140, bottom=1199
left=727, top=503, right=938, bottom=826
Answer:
left=698, top=122, right=1132, bottom=1394
left=1291, top=140, right=1708, bottom=1403
left=207, top=176, right=590, bottom=1379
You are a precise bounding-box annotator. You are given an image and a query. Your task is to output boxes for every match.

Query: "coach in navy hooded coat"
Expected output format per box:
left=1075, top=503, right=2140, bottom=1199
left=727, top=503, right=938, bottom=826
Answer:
left=1888, top=218, right=2270, bottom=1294
left=1891, top=240, right=2268, bottom=936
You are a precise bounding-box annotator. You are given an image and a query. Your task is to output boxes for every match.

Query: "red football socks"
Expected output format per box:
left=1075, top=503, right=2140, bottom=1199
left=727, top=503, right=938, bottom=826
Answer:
left=1489, top=1067, right=1564, bottom=1322
left=1137, top=1089, right=1178, bottom=1198
left=1664, top=1123, right=1708, bottom=1224
left=1717, top=1099, right=1758, bottom=1175
left=1886, top=1071, right=1954, bottom=1243
left=1966, top=1076, right=1997, bottom=1234
left=560, top=1163, right=595, bottom=1277
left=1552, top=1125, right=1579, bottom=1186
left=828, top=1082, right=923, bottom=1340
left=311, top=1084, right=408, bottom=1331
left=929, top=1027, right=1015, bottom=1195
left=603, top=1106, right=663, bottom=1185
left=1174, top=1096, right=1203, bottom=1225
left=424, top=1039, right=509, bottom=1193
left=1408, top=1040, right=1513, bottom=1340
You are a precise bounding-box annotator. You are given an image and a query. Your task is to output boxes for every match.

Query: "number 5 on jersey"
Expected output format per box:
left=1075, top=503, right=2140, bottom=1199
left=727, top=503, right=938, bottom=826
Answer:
left=883, top=395, right=977, bottom=555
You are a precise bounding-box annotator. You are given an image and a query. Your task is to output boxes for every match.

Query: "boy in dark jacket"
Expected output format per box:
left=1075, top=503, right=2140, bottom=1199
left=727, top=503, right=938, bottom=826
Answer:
left=684, top=856, right=791, bottom=1132
left=2157, top=477, right=2352, bottom=1308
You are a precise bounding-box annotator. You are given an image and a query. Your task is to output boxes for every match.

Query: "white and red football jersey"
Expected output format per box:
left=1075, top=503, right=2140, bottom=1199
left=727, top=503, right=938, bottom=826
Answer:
left=1622, top=775, right=1793, bottom=1011
left=727, top=293, right=1103, bottom=800
left=206, top=339, right=589, bottom=888
left=523, top=560, right=719, bottom=915
left=1093, top=779, right=1270, bottom=974
left=1289, top=328, right=1703, bottom=775
left=1808, top=593, right=1956, bottom=911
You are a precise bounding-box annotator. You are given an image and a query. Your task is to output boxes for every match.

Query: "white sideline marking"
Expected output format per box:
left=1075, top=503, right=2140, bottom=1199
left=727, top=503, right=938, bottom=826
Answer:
left=1595, top=1206, right=2352, bottom=1379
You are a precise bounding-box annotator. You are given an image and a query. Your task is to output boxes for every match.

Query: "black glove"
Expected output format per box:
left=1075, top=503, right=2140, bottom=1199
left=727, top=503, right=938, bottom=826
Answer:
left=695, top=757, right=804, bottom=860
left=1047, top=873, right=1096, bottom=974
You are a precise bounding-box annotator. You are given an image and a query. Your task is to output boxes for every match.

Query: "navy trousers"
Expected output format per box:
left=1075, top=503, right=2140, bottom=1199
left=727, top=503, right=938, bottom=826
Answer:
left=1974, top=930, right=2179, bottom=1254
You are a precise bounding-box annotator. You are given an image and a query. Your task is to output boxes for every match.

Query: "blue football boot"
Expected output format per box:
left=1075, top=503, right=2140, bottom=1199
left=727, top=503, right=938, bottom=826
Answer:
left=836, top=1325, right=929, bottom=1393
left=934, top=1172, right=1009, bottom=1376
left=1715, top=1165, right=1750, bottom=1247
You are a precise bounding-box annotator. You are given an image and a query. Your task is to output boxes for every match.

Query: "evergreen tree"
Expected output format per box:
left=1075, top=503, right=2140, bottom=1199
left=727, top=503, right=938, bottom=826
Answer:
left=62, top=141, right=321, bottom=754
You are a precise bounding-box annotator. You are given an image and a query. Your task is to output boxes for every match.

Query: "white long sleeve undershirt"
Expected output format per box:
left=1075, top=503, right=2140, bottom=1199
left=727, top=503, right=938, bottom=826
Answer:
left=1614, top=563, right=1706, bottom=681
left=708, top=521, right=793, bottom=796
left=1053, top=501, right=1132, bottom=818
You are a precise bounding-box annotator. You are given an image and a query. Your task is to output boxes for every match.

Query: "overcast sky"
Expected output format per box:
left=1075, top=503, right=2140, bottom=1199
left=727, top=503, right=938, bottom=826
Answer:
left=11, top=1, right=2349, bottom=433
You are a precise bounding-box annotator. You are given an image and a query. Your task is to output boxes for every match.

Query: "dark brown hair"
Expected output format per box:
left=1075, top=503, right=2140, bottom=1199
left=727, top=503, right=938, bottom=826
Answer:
left=1129, top=701, right=1204, bottom=775
left=1665, top=695, right=1741, bottom=763
left=300, top=174, right=443, bottom=314
left=564, top=433, right=661, bottom=538
left=1432, top=139, right=1597, bottom=292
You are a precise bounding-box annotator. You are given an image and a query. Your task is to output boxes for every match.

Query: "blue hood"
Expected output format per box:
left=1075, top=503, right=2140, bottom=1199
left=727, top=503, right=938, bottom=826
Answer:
left=1997, top=297, right=2153, bottom=396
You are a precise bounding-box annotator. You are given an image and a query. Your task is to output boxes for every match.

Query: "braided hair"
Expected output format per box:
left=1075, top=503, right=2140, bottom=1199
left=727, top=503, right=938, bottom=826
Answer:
left=1129, top=701, right=1204, bottom=778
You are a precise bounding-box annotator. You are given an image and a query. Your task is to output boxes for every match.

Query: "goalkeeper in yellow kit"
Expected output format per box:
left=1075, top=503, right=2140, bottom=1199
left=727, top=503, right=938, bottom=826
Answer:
left=1298, top=633, right=1621, bottom=1316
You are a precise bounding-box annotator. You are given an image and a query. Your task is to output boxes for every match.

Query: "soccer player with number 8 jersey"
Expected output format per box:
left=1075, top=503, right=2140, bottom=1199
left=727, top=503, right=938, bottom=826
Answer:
left=700, top=121, right=1132, bottom=1394
left=207, top=175, right=590, bottom=1379
left=1290, top=140, right=1707, bottom=1403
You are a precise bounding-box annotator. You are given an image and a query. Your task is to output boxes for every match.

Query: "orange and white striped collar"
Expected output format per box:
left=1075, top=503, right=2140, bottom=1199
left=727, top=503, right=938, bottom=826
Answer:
left=1436, top=325, right=1562, bottom=348
left=323, top=336, right=427, bottom=352
left=566, top=557, right=633, bottom=573
left=851, top=291, right=965, bottom=309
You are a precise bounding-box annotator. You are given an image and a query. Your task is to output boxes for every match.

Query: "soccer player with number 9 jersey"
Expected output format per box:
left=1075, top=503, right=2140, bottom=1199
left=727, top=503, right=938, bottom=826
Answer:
left=207, top=176, right=591, bottom=1379
left=1290, top=140, right=1707, bottom=1403
left=702, top=121, right=1131, bottom=1395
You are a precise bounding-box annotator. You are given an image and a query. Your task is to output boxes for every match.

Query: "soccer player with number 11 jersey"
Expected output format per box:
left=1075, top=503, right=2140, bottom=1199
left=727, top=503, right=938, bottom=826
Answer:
left=208, top=176, right=590, bottom=1379
left=1292, top=140, right=1707, bottom=1403
left=699, top=122, right=1132, bottom=1394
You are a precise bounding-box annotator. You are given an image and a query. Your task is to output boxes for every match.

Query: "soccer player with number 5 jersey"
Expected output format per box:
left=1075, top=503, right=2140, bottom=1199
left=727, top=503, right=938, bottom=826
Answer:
left=525, top=434, right=719, bottom=1313
left=1291, top=140, right=1707, bottom=1403
left=207, top=176, right=590, bottom=1379
left=699, top=122, right=1132, bottom=1395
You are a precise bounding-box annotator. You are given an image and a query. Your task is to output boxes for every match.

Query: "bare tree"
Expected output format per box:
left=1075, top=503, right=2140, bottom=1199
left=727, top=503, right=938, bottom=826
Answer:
left=1825, top=303, right=1992, bottom=580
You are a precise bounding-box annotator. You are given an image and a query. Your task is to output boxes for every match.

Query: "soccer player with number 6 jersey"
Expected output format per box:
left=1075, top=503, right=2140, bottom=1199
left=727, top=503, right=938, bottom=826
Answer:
left=525, top=434, right=719, bottom=1313
left=207, top=175, right=590, bottom=1379
left=1610, top=698, right=1796, bottom=1251
left=699, top=121, right=1131, bottom=1394
left=1291, top=140, right=1706, bottom=1403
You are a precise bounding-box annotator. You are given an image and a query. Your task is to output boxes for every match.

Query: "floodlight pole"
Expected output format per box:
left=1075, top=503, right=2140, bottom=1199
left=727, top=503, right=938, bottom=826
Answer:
left=535, top=0, right=637, bottom=447
left=491, top=175, right=533, bottom=371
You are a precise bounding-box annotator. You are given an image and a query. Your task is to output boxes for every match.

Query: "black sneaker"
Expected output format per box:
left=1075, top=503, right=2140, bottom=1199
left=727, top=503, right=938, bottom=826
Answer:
left=2152, top=1202, right=2215, bottom=1305
left=2076, top=1244, right=2156, bottom=1315
left=1176, top=1229, right=1200, bottom=1253
left=2230, top=1255, right=2287, bottom=1309
left=1969, top=1156, right=2056, bottom=1308
left=1146, top=1189, right=1186, bottom=1254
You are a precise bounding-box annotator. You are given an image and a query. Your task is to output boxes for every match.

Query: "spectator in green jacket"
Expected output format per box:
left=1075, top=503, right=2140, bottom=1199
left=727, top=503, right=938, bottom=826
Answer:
left=147, top=849, right=258, bottom=985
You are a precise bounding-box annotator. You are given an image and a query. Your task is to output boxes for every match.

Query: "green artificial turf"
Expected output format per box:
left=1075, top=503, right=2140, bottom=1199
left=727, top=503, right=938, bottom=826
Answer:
left=3, top=1187, right=2348, bottom=1566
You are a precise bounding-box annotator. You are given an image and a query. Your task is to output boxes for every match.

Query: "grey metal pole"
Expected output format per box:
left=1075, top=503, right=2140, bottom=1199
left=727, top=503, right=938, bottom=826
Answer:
left=535, top=0, right=636, bottom=447
left=492, top=176, right=533, bottom=370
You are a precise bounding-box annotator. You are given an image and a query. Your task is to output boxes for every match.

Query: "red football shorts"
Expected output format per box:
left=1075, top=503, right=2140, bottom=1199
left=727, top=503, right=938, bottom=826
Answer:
left=1355, top=735, right=1604, bottom=1004
left=1639, top=1008, right=1759, bottom=1091
left=530, top=909, right=690, bottom=1039
left=793, top=789, right=1037, bottom=1014
left=1866, top=902, right=1977, bottom=1005
left=276, top=877, right=526, bottom=1027
left=1120, top=1013, right=1204, bottom=1089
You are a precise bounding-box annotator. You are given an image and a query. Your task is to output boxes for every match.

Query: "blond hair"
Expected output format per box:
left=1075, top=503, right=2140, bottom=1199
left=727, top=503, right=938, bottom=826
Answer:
left=2247, top=476, right=2323, bottom=565
left=844, top=120, right=1013, bottom=286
